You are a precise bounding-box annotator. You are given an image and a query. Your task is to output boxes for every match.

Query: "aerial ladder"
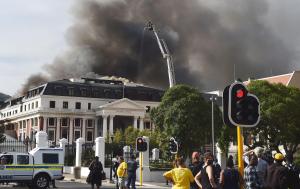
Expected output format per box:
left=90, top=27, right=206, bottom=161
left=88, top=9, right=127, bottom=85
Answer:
left=145, top=21, right=176, bottom=88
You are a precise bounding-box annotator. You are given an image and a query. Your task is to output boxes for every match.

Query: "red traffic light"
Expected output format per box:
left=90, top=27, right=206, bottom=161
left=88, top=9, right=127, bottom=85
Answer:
left=236, top=89, right=245, bottom=98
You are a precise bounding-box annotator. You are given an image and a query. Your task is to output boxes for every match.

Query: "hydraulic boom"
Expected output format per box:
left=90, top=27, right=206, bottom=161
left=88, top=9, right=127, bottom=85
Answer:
left=145, top=21, right=176, bottom=88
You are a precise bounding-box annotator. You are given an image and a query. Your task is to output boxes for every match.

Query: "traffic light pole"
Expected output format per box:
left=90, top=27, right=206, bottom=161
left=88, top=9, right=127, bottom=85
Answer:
left=139, top=152, right=143, bottom=186
left=237, top=126, right=244, bottom=177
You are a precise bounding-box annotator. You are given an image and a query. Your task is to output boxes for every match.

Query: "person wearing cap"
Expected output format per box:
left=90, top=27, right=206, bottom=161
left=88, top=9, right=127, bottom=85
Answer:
left=265, top=153, right=289, bottom=189
left=189, top=152, right=203, bottom=189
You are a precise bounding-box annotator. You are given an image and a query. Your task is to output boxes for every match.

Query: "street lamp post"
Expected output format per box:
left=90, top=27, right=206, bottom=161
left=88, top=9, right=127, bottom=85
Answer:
left=109, top=135, right=114, bottom=183
left=210, top=96, right=217, bottom=156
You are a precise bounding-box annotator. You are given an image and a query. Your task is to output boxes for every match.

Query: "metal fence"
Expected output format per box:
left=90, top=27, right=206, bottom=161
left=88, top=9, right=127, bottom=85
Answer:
left=64, top=143, right=75, bottom=166
left=0, top=139, right=36, bottom=153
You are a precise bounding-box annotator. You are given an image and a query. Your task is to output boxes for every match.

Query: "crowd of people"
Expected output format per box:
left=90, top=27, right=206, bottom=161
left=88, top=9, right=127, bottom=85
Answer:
left=87, top=155, right=138, bottom=189
left=163, top=149, right=300, bottom=189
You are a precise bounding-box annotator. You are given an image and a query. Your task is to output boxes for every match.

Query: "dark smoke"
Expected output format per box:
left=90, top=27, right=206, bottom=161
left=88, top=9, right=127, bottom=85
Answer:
left=26, top=0, right=296, bottom=92
left=20, top=74, right=48, bottom=95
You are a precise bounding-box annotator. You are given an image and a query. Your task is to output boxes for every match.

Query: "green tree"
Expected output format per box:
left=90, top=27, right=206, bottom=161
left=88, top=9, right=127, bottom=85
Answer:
left=247, top=80, right=300, bottom=155
left=151, top=84, right=223, bottom=157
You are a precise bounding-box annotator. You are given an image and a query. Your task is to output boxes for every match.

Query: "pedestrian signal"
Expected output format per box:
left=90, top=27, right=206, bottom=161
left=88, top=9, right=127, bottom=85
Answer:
left=169, top=137, right=178, bottom=154
left=223, top=82, right=260, bottom=127
left=136, top=137, right=147, bottom=152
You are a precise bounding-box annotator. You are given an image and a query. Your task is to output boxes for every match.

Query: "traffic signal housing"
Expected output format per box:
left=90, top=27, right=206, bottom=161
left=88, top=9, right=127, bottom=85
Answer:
left=136, top=137, right=147, bottom=152
left=169, top=137, right=178, bottom=154
left=223, top=82, right=260, bottom=127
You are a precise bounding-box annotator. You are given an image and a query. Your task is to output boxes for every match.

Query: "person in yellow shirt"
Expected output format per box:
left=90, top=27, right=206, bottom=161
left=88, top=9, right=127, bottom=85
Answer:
left=164, top=157, right=195, bottom=189
left=117, top=156, right=127, bottom=189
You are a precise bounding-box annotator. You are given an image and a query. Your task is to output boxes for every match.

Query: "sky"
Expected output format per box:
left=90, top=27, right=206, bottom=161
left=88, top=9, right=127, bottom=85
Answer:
left=0, top=0, right=72, bottom=95
left=0, top=0, right=300, bottom=96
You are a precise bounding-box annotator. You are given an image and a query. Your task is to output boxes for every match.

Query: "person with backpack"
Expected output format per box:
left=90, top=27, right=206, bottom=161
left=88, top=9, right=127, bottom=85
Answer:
left=189, top=152, right=203, bottom=189
left=265, top=153, right=289, bottom=189
left=126, top=155, right=138, bottom=189
left=220, top=158, right=243, bottom=189
left=195, top=152, right=218, bottom=189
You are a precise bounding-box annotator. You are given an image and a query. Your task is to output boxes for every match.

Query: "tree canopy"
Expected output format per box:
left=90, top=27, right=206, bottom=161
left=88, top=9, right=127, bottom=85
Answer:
left=247, top=80, right=300, bottom=154
left=150, top=84, right=223, bottom=157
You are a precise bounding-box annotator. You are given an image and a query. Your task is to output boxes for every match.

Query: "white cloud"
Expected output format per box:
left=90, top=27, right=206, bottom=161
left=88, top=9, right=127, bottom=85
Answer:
left=0, top=0, right=73, bottom=95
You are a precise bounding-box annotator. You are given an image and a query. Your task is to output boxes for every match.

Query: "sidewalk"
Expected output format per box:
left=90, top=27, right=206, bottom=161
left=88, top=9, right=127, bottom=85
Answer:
left=63, top=174, right=171, bottom=188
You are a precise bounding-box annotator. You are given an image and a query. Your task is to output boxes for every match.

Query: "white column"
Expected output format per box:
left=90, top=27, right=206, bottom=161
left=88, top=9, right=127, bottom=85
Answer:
left=94, top=118, right=98, bottom=139
left=43, top=117, right=47, bottom=132
left=152, top=148, right=159, bottom=160
left=133, top=116, right=138, bottom=129
left=69, top=117, right=73, bottom=144
left=139, top=117, right=144, bottom=131
left=216, top=143, right=227, bottom=169
left=59, top=138, right=68, bottom=155
left=82, top=118, right=86, bottom=142
left=109, top=115, right=114, bottom=136
left=56, top=118, right=61, bottom=143
left=95, top=137, right=105, bottom=165
left=36, top=131, right=48, bottom=148
left=75, top=138, right=84, bottom=167
left=102, top=115, right=107, bottom=138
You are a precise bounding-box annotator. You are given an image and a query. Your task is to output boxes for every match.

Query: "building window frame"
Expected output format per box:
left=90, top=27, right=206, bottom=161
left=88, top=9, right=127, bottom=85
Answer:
left=63, top=101, right=68, bottom=109
left=48, top=129, right=55, bottom=142
left=74, top=130, right=81, bottom=141
left=49, top=101, right=56, bottom=108
left=48, top=118, right=55, bottom=127
left=75, top=102, right=81, bottom=110
left=86, top=129, right=94, bottom=142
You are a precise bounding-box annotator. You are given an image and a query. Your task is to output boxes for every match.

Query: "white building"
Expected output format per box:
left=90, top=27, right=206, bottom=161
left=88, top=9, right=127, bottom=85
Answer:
left=0, top=78, right=164, bottom=144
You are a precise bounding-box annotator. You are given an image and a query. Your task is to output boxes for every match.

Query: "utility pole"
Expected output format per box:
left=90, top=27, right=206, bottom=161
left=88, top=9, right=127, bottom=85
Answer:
left=210, top=96, right=217, bottom=156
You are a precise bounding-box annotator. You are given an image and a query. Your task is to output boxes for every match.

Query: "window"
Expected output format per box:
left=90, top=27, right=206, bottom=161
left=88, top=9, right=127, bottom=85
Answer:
left=87, top=119, right=94, bottom=128
left=20, top=105, right=23, bottom=112
left=75, top=118, right=81, bottom=127
left=48, top=118, right=55, bottom=126
left=35, top=101, right=39, bottom=108
left=0, top=155, right=13, bottom=164
left=86, top=130, right=93, bottom=142
left=146, top=106, right=151, bottom=113
left=62, top=118, right=68, bottom=126
left=50, top=101, right=55, bottom=108
left=61, top=127, right=68, bottom=139
left=48, top=130, right=55, bottom=141
left=75, top=102, right=81, bottom=109
left=17, top=155, right=29, bottom=164
left=68, top=88, right=74, bottom=96
left=28, top=104, right=30, bottom=110
left=24, top=105, right=26, bottom=111
left=81, top=88, right=87, bottom=96
left=74, top=130, right=81, bottom=140
left=42, top=153, right=58, bottom=164
left=31, top=103, right=34, bottom=109
left=88, top=103, right=91, bottom=110
left=63, top=101, right=68, bottom=109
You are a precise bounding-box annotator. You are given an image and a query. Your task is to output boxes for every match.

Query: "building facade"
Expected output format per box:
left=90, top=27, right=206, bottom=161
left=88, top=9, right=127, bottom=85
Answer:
left=0, top=78, right=164, bottom=144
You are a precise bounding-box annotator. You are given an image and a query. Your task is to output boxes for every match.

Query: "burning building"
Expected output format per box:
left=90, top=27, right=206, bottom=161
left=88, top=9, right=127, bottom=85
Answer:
left=0, top=77, right=164, bottom=144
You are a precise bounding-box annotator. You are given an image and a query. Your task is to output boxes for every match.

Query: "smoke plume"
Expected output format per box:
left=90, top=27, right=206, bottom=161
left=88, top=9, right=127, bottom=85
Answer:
left=25, top=0, right=297, bottom=92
